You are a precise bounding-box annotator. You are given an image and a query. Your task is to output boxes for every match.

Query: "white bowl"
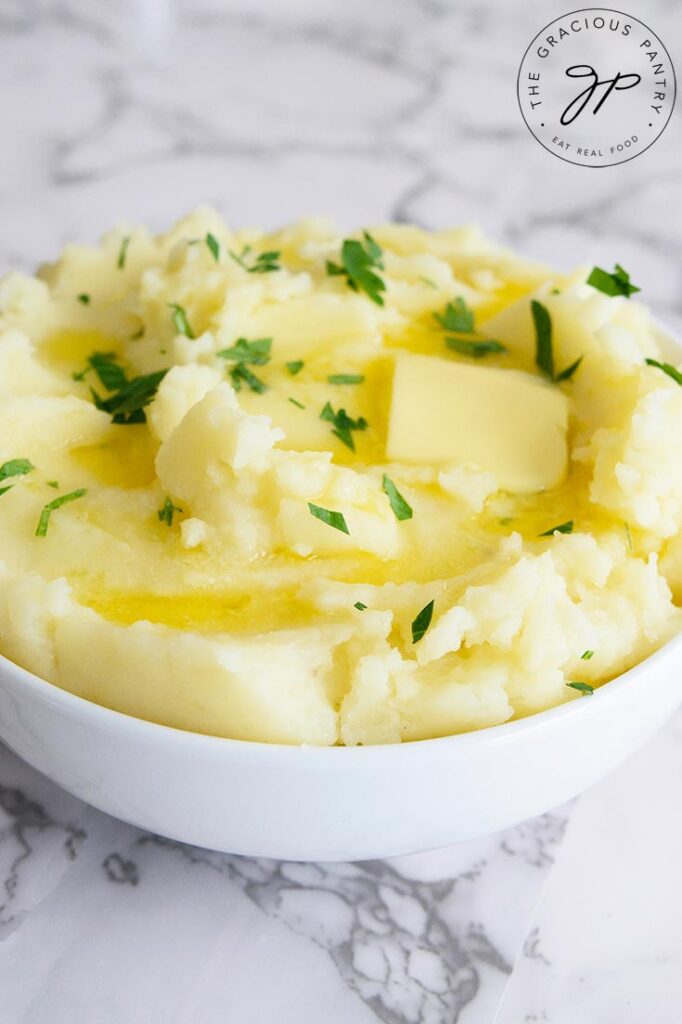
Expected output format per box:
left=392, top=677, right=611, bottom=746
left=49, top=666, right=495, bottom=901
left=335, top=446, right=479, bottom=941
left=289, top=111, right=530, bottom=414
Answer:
left=1, top=324, right=680, bottom=862
left=0, top=633, right=680, bottom=861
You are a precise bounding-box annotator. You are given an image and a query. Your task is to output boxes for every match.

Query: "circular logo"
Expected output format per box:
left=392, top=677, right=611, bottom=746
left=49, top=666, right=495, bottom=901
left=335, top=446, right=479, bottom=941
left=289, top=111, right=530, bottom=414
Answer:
left=517, top=8, right=676, bottom=167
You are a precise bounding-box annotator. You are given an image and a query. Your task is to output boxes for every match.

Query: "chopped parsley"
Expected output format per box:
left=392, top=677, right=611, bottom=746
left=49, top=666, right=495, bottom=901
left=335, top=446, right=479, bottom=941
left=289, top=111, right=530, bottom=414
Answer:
left=434, top=297, right=475, bottom=335
left=92, top=369, right=168, bottom=425
left=0, top=458, right=34, bottom=483
left=288, top=397, right=305, bottom=409
left=566, top=681, right=594, bottom=696
left=587, top=263, right=640, bottom=298
left=354, top=601, right=368, bottom=611
left=645, top=358, right=682, bottom=386
left=0, top=458, right=33, bottom=497
left=581, top=650, right=594, bottom=661
left=158, top=497, right=182, bottom=527
left=35, top=488, right=87, bottom=537
left=446, top=337, right=507, bottom=358
left=531, top=299, right=554, bottom=379
left=217, top=337, right=272, bottom=365
left=382, top=474, right=413, bottom=521
left=307, top=502, right=350, bottom=535
left=47, top=480, right=59, bottom=489
left=435, top=297, right=506, bottom=358
left=117, top=236, right=130, bottom=270
left=554, top=355, right=584, bottom=382
left=74, top=351, right=128, bottom=390
left=320, top=402, right=368, bottom=451
left=539, top=520, right=574, bottom=536
left=77, top=293, right=90, bottom=305
left=218, top=337, right=272, bottom=394
left=168, top=303, right=195, bottom=339
left=326, top=232, right=386, bottom=306
left=130, top=326, right=145, bottom=341
left=531, top=300, right=583, bottom=383
left=286, top=360, right=304, bottom=376
left=327, top=373, right=365, bottom=385
left=229, top=365, right=267, bottom=394
left=229, top=246, right=281, bottom=274
left=205, top=232, right=220, bottom=262
left=411, top=599, right=434, bottom=644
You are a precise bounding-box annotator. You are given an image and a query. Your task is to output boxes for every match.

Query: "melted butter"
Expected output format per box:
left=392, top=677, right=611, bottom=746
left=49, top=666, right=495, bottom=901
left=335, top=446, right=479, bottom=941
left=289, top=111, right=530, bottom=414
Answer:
left=474, top=281, right=539, bottom=322
left=70, top=427, right=158, bottom=488
left=483, top=464, right=622, bottom=541
left=39, top=328, right=123, bottom=372
left=77, top=588, right=316, bottom=634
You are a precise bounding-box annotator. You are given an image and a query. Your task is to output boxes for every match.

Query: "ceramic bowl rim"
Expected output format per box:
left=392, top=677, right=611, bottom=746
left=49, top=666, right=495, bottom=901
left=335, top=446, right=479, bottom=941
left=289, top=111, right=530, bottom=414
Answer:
left=2, top=630, right=680, bottom=758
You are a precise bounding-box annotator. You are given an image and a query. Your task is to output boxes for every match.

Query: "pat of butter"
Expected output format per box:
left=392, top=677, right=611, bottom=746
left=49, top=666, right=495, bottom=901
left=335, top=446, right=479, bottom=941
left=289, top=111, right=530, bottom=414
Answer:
left=386, top=353, right=569, bottom=493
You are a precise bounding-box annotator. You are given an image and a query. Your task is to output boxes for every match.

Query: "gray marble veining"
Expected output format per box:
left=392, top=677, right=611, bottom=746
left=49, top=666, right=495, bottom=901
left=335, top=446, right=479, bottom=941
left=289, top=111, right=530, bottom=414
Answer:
left=0, top=742, right=568, bottom=1023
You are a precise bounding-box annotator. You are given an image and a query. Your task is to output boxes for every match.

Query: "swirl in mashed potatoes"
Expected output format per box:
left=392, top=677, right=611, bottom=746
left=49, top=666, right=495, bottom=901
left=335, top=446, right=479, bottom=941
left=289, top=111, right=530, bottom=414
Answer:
left=0, top=209, right=680, bottom=744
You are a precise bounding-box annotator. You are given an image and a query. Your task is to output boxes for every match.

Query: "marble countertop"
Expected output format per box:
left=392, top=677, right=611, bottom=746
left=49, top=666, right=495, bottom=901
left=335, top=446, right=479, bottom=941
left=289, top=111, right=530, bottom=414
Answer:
left=0, top=1, right=680, bottom=1020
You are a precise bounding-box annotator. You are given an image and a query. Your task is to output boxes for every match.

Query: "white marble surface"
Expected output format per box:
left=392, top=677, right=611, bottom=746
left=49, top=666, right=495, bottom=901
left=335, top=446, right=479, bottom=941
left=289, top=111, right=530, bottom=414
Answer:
left=0, top=0, right=680, bottom=1021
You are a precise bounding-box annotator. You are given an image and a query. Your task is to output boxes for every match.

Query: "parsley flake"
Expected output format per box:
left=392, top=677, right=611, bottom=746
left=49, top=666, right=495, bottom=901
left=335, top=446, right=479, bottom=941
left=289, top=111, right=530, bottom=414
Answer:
left=326, top=232, right=386, bottom=306
left=286, top=360, right=304, bottom=376
left=74, top=351, right=128, bottom=390
left=539, top=520, right=574, bottom=537
left=91, top=369, right=168, bottom=425
left=77, top=293, right=90, bottom=305
left=205, top=232, right=220, bottom=262
left=531, top=299, right=554, bottom=379
left=229, top=365, right=267, bottom=394
left=0, top=458, right=33, bottom=497
left=36, top=488, right=87, bottom=537
left=217, top=337, right=272, bottom=366
left=435, top=298, right=507, bottom=358
left=354, top=601, right=368, bottom=611
left=158, top=497, right=182, bottom=527
left=645, top=358, right=682, bottom=386
left=566, top=681, right=594, bottom=696
left=554, top=355, right=584, bottom=382
left=581, top=650, right=594, bottom=661
left=446, top=337, right=507, bottom=358
left=117, top=236, right=130, bottom=270
left=168, top=303, right=195, bottom=339
left=434, top=297, right=475, bottom=334
left=320, top=402, right=367, bottom=451
left=531, top=300, right=583, bottom=383
left=0, top=459, right=34, bottom=483
left=587, top=263, right=640, bottom=298
left=288, top=397, right=305, bottom=409
left=382, top=474, right=413, bottom=521
left=229, top=246, right=281, bottom=274
left=411, top=599, right=434, bottom=644
left=308, top=502, right=350, bottom=535
left=327, top=373, right=365, bottom=385
left=218, top=338, right=272, bottom=393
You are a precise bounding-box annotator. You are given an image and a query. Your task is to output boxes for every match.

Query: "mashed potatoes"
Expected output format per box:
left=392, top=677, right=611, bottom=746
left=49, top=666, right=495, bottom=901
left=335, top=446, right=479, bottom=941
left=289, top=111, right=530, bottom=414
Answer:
left=0, top=209, right=680, bottom=745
